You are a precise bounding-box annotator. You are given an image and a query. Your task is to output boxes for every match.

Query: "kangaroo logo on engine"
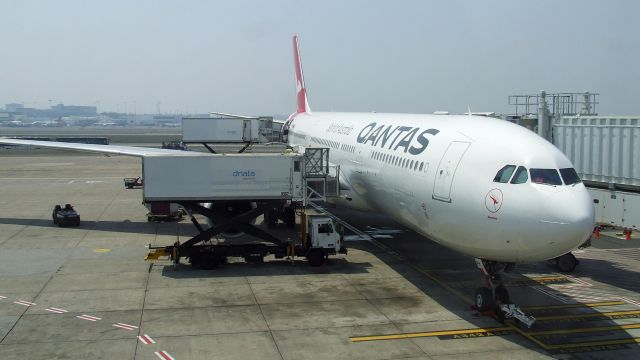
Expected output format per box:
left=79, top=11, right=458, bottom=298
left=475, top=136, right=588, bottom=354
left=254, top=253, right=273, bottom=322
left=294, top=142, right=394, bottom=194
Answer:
left=356, top=122, right=439, bottom=155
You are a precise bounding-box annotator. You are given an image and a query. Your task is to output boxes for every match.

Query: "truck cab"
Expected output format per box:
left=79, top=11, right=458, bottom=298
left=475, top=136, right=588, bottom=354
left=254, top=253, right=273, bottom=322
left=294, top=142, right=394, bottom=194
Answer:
left=302, top=214, right=345, bottom=266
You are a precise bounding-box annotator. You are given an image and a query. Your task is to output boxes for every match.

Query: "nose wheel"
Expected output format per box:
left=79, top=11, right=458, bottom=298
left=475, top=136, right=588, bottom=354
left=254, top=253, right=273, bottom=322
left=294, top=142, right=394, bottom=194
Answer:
left=474, top=259, right=535, bottom=327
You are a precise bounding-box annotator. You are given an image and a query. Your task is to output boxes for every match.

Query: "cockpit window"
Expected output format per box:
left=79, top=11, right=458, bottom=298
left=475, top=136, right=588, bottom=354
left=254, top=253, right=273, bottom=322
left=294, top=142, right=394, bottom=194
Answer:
left=530, top=168, right=562, bottom=185
left=493, top=165, right=516, bottom=183
left=510, top=166, right=528, bottom=184
left=560, top=168, right=581, bottom=185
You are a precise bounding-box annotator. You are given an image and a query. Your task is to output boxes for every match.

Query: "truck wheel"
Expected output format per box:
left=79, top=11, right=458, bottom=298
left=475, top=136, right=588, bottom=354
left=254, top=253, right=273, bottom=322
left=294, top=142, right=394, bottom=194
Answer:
left=189, top=252, right=219, bottom=270
left=284, top=207, right=296, bottom=228
left=306, top=250, right=325, bottom=267
left=264, top=207, right=277, bottom=228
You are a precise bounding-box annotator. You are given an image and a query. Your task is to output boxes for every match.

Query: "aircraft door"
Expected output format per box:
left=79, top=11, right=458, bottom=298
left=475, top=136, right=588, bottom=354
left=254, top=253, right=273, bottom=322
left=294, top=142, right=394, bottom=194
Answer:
left=242, top=120, right=251, bottom=142
left=432, top=141, right=470, bottom=203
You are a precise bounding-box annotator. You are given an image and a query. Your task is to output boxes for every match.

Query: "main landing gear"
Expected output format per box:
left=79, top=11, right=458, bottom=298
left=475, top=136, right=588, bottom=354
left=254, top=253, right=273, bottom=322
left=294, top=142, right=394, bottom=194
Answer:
left=474, top=259, right=536, bottom=328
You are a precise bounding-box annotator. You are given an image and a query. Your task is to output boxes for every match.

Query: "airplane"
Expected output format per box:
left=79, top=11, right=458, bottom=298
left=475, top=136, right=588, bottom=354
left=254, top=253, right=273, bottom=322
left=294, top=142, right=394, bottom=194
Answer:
left=0, top=36, right=594, bottom=325
left=283, top=35, right=594, bottom=323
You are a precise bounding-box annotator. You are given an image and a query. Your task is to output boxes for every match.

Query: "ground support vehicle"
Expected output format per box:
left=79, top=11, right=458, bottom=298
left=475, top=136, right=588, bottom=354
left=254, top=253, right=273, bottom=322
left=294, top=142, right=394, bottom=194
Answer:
left=144, top=147, right=343, bottom=267
left=146, top=202, right=345, bottom=268
left=124, top=177, right=143, bottom=189
left=146, top=202, right=184, bottom=222
left=52, top=204, right=80, bottom=227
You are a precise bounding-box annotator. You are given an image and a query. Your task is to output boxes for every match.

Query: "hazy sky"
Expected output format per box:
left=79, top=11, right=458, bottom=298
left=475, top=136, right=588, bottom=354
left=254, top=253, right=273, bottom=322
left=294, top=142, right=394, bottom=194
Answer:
left=1, top=0, right=638, bottom=116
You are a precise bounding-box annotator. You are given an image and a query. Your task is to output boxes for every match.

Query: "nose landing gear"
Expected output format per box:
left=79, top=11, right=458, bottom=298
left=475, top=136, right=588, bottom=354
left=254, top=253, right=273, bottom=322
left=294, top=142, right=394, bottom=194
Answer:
left=474, top=259, right=536, bottom=328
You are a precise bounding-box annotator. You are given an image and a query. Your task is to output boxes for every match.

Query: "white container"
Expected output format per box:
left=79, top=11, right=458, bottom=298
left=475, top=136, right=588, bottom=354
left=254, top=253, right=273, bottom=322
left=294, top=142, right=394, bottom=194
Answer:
left=588, top=188, right=640, bottom=229
left=142, top=153, right=304, bottom=202
left=182, top=117, right=262, bottom=143
left=553, top=116, right=640, bottom=187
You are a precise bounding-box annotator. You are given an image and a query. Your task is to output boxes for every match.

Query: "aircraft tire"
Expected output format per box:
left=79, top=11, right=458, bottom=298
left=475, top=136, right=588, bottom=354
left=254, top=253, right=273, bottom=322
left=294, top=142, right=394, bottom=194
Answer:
left=556, top=253, right=578, bottom=273
left=475, top=287, right=494, bottom=312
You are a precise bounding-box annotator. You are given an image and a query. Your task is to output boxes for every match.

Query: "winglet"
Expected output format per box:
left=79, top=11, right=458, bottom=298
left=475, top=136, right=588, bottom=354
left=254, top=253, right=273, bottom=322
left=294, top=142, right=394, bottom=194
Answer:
left=293, top=35, right=311, bottom=114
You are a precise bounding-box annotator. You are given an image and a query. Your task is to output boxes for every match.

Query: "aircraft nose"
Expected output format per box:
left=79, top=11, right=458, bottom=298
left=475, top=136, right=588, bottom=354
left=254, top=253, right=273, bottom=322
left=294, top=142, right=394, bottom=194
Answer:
left=540, top=186, right=595, bottom=252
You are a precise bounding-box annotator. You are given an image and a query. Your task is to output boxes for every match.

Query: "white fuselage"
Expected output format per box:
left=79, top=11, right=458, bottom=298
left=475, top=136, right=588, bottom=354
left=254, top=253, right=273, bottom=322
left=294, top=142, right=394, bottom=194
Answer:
left=287, top=112, right=594, bottom=262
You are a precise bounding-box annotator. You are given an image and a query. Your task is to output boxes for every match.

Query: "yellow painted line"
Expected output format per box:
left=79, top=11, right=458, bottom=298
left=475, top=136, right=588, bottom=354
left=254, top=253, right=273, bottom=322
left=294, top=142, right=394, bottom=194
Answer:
left=369, top=239, right=474, bottom=306
left=505, top=323, right=551, bottom=349
left=527, top=276, right=567, bottom=281
left=93, top=248, right=111, bottom=253
left=351, top=327, right=512, bottom=342
left=546, top=337, right=640, bottom=350
left=415, top=268, right=475, bottom=306
left=522, top=301, right=626, bottom=311
left=527, top=322, right=640, bottom=336
left=536, top=309, right=640, bottom=321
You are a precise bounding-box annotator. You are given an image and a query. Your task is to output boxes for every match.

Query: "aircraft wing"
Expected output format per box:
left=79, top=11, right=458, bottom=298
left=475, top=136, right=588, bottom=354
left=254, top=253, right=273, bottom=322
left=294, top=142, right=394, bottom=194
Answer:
left=0, top=138, right=206, bottom=157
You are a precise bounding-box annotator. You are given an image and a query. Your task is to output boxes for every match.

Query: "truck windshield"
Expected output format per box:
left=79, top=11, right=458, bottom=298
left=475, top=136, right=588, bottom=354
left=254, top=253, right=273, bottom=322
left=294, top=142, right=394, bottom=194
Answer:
left=530, top=168, right=562, bottom=185
left=560, top=168, right=581, bottom=185
left=318, top=223, right=333, bottom=234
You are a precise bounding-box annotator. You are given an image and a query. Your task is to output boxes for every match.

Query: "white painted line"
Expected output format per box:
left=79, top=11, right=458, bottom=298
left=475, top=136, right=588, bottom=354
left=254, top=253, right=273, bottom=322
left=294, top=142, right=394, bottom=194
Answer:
left=155, top=351, right=176, bottom=360
left=14, top=300, right=36, bottom=306
left=621, top=297, right=640, bottom=307
left=76, top=314, right=101, bottom=321
left=113, top=322, right=138, bottom=331
left=45, top=307, right=68, bottom=314
left=0, top=295, right=7, bottom=299
left=48, top=307, right=68, bottom=312
left=138, top=334, right=156, bottom=345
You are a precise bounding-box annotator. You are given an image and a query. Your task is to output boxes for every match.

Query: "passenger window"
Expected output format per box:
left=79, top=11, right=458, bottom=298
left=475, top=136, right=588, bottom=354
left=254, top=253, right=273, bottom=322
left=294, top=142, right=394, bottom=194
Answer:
left=493, top=165, right=516, bottom=183
left=560, top=168, right=581, bottom=185
left=510, top=166, right=528, bottom=184
left=530, top=168, right=563, bottom=185
left=419, top=162, right=424, bottom=171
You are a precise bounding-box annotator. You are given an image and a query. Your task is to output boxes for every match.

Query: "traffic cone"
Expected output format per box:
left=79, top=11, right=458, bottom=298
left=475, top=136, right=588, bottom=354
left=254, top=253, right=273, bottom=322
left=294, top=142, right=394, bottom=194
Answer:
left=594, top=226, right=601, bottom=239
left=625, top=228, right=632, bottom=241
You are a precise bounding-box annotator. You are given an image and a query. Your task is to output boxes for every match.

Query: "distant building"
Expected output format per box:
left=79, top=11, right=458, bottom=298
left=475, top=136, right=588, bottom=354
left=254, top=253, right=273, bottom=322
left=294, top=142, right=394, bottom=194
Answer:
left=3, top=103, right=97, bottom=118
left=50, top=104, right=97, bottom=117
left=5, top=103, right=24, bottom=112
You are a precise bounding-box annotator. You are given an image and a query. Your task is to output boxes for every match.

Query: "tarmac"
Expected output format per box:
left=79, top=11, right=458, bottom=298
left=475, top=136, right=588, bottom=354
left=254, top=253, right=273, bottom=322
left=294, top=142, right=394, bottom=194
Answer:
left=0, top=152, right=639, bottom=359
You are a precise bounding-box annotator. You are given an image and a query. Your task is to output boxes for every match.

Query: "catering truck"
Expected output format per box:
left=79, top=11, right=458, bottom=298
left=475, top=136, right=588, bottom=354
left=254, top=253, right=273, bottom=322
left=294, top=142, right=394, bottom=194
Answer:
left=145, top=147, right=344, bottom=267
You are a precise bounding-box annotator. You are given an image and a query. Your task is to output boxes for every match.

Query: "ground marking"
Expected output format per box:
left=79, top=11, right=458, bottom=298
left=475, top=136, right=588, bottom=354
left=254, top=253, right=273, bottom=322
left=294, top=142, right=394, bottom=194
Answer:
left=0, top=295, right=6, bottom=299
left=93, top=248, right=111, bottom=253
left=113, top=322, right=138, bottom=331
left=13, top=300, right=36, bottom=306
left=155, top=350, right=176, bottom=360
left=138, top=334, right=156, bottom=345
left=45, top=307, right=68, bottom=314
left=76, top=314, right=101, bottom=322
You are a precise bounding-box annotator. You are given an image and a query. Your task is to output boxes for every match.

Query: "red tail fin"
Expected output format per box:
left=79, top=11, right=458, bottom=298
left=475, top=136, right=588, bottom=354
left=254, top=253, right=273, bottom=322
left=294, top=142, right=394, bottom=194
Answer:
left=293, top=35, right=311, bottom=114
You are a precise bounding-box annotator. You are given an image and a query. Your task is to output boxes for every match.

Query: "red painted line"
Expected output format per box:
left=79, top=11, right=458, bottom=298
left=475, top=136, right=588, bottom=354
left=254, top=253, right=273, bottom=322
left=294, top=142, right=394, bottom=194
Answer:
left=76, top=314, right=101, bottom=321
left=14, top=300, right=36, bottom=306
left=154, top=351, right=175, bottom=360
left=138, top=334, right=156, bottom=345
left=113, top=323, right=137, bottom=331
left=48, top=307, right=68, bottom=312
